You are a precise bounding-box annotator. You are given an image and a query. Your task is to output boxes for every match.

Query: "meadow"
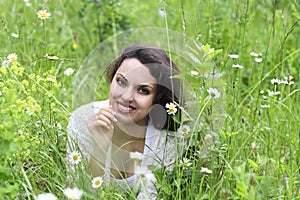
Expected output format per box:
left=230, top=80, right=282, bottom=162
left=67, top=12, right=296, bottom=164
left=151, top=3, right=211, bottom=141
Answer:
left=0, top=0, right=300, bottom=199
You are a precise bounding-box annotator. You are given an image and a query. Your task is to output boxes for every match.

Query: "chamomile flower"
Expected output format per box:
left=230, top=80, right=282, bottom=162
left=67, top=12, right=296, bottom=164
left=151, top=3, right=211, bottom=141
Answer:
left=130, top=151, right=144, bottom=161
left=200, top=167, right=212, bottom=174
left=92, top=176, right=103, bottom=188
left=165, top=102, right=177, bottom=115
left=180, top=158, right=192, bottom=169
left=250, top=52, right=262, bottom=57
left=228, top=54, right=239, bottom=59
left=232, top=64, right=244, bottom=69
left=261, top=104, right=270, bottom=108
left=191, top=70, right=199, bottom=76
left=64, top=68, right=75, bottom=76
left=207, top=87, right=221, bottom=99
left=135, top=166, right=156, bottom=182
left=37, top=10, right=51, bottom=20
left=63, top=188, right=83, bottom=200
left=37, top=193, right=57, bottom=200
left=254, top=58, right=263, bottom=63
left=271, top=78, right=280, bottom=85
left=7, top=53, right=18, bottom=62
left=11, top=33, right=19, bottom=38
left=178, top=124, right=191, bottom=137
left=68, top=151, right=81, bottom=165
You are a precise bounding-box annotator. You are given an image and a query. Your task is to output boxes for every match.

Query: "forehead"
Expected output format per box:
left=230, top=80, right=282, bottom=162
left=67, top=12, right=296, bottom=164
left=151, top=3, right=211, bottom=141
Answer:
left=116, top=58, right=157, bottom=84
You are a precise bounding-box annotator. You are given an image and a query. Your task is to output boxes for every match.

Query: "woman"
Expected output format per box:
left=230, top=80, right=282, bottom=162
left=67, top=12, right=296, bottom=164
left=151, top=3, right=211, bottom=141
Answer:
left=67, top=44, right=185, bottom=199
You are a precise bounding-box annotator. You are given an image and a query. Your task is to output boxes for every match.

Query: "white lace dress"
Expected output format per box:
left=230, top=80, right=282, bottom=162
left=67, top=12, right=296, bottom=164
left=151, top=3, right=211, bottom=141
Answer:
left=67, top=100, right=184, bottom=199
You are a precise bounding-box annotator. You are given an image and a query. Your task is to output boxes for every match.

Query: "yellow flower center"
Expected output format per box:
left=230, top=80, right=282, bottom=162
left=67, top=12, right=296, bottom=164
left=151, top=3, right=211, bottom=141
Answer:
left=41, top=13, right=47, bottom=18
left=10, top=57, right=16, bottom=61
left=95, top=180, right=100, bottom=185
left=73, top=155, right=78, bottom=161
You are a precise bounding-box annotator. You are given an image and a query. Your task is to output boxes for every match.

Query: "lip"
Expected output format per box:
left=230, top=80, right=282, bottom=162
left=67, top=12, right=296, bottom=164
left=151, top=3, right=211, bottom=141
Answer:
left=116, top=102, right=136, bottom=113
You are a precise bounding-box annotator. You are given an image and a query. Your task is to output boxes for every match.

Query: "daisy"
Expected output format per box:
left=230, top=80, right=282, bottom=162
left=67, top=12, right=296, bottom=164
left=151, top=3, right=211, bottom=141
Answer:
left=45, top=54, right=59, bottom=60
left=271, top=78, right=280, bottom=85
left=37, top=10, right=51, bottom=20
left=135, top=166, right=156, bottom=182
left=130, top=151, right=144, bottom=161
left=165, top=102, right=177, bottom=115
left=68, top=151, right=81, bottom=165
left=92, top=176, right=103, bottom=188
left=11, top=33, right=19, bottom=38
left=228, top=54, right=239, bottom=59
left=261, top=104, right=270, bottom=108
left=254, top=58, right=263, bottom=63
left=180, top=158, right=192, bottom=169
left=200, top=167, right=212, bottom=174
left=207, top=87, right=221, bottom=99
left=191, top=70, right=199, bottom=76
left=7, top=53, right=18, bottom=62
left=63, top=188, right=83, bottom=200
left=250, top=52, right=261, bottom=57
left=37, top=193, right=57, bottom=200
left=64, top=68, right=75, bottom=76
left=232, top=63, right=244, bottom=69
left=178, top=124, right=190, bottom=137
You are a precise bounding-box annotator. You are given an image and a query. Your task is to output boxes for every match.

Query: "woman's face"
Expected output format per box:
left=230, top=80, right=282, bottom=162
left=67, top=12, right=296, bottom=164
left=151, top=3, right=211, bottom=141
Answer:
left=109, top=58, right=157, bottom=126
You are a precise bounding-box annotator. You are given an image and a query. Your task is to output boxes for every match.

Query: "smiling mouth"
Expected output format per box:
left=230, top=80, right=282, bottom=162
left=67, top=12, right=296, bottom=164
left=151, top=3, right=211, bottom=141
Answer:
left=117, top=102, right=136, bottom=112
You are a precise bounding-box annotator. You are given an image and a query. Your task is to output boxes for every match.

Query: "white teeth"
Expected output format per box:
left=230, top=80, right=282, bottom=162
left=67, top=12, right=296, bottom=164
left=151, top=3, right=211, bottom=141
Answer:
left=118, top=103, right=133, bottom=111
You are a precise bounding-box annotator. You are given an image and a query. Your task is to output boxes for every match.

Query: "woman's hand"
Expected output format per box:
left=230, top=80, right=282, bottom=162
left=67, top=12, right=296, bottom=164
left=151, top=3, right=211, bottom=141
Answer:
left=88, top=106, right=117, bottom=141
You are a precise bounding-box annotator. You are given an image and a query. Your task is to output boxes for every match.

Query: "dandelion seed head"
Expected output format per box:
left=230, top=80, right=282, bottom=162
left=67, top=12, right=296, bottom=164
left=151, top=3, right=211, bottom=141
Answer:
left=63, top=188, right=83, bottom=200
left=37, top=193, right=57, bottom=200
left=130, top=151, right=144, bottom=161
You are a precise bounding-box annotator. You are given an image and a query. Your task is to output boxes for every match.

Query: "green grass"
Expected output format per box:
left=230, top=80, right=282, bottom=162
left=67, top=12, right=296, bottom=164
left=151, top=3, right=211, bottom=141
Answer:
left=0, top=0, right=300, bottom=199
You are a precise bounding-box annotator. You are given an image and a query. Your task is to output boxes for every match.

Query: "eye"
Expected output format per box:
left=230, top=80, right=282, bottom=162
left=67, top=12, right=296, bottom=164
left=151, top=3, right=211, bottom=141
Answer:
left=116, top=77, right=126, bottom=86
left=138, top=86, right=150, bottom=95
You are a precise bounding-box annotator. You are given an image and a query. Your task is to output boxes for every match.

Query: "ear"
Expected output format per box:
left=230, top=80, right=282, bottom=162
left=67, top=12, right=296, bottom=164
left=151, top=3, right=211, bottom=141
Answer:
left=149, top=104, right=167, bottom=130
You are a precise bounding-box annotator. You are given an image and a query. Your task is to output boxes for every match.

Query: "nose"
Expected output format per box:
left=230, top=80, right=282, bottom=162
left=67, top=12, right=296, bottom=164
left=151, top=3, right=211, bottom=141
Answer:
left=121, top=88, right=134, bottom=102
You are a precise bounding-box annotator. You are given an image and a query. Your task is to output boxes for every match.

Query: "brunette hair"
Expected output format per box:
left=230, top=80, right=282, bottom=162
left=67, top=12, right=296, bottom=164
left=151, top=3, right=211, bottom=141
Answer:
left=106, top=44, right=182, bottom=131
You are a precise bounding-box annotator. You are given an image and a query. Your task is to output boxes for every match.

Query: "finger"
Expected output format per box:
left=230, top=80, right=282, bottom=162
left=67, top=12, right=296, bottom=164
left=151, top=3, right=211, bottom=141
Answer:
left=97, top=108, right=117, bottom=122
left=94, top=119, right=114, bottom=130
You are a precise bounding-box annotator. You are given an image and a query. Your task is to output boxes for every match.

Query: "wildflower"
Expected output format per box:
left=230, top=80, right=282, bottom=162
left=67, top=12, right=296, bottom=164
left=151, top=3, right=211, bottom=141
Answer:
left=232, top=63, right=244, bottom=69
left=1, top=60, right=9, bottom=68
left=251, top=142, right=259, bottom=150
left=7, top=53, right=18, bottom=62
left=267, top=90, right=280, bottom=96
left=282, top=75, right=294, bottom=85
left=158, top=8, right=166, bottom=18
left=180, top=158, right=192, bottom=169
left=271, top=78, right=280, bottom=85
left=68, top=151, right=81, bottom=165
left=37, top=193, right=57, bottom=200
left=178, top=124, right=190, bottom=137
left=37, top=10, right=51, bottom=20
left=254, top=58, right=263, bottom=63
left=261, top=104, right=270, bottom=108
left=130, top=151, right=144, bottom=161
left=11, top=33, right=19, bottom=38
left=200, top=167, right=212, bottom=174
left=228, top=54, right=239, bottom=59
left=207, top=87, right=221, bottom=99
left=45, top=54, right=59, bottom=60
left=63, top=188, right=83, bottom=200
left=72, top=43, right=78, bottom=49
left=250, top=52, right=261, bottom=57
left=191, top=70, right=199, bottom=76
left=64, top=68, right=75, bottom=76
left=135, top=166, right=156, bottom=182
left=92, top=176, right=103, bottom=188
left=260, top=90, right=264, bottom=94
left=165, top=102, right=177, bottom=115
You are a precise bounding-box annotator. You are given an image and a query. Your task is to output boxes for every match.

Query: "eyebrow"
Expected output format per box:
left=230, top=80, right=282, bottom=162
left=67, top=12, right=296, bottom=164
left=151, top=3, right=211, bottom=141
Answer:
left=116, top=73, right=156, bottom=90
